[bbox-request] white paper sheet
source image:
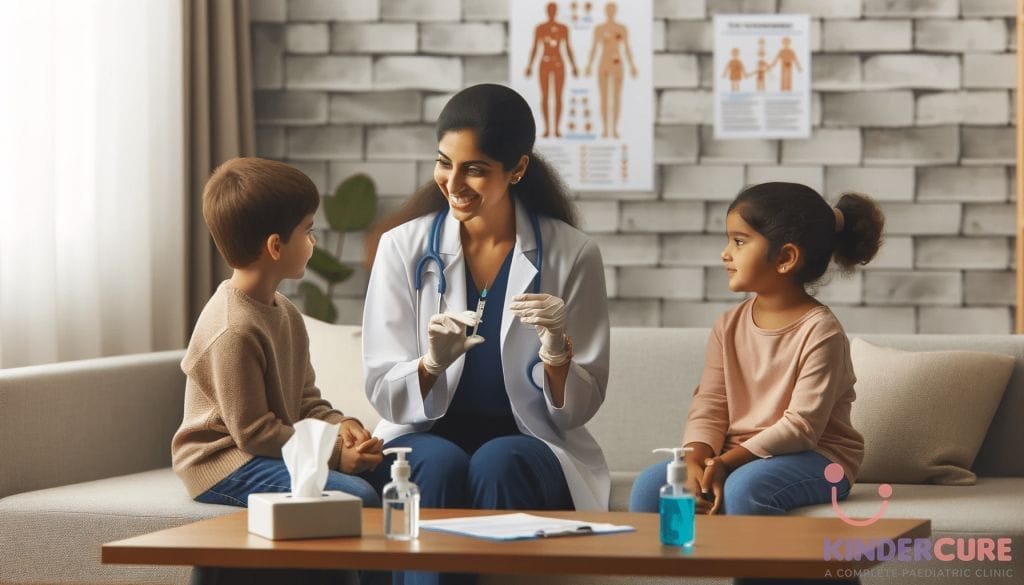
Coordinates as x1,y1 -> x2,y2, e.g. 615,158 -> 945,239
420,512 -> 634,541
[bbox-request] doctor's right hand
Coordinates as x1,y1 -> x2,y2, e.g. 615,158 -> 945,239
420,311 -> 485,377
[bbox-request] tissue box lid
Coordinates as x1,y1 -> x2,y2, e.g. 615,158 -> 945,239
247,491 -> 362,540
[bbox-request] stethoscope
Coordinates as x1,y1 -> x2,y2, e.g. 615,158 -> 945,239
414,206 -> 547,392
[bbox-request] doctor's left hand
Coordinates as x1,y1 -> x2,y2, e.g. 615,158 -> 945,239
510,293 -> 570,366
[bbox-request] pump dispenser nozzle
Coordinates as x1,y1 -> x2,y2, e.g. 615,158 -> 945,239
653,447 -> 693,486
383,447 -> 412,483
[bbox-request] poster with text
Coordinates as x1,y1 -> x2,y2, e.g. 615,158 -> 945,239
510,0 -> 653,191
713,14 -> 811,139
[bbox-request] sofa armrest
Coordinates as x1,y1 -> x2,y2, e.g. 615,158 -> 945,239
0,350 -> 186,499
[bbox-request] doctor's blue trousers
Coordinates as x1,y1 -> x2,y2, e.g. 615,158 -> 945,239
362,432 -> 574,585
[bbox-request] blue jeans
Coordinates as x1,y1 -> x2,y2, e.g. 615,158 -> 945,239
629,450 -> 851,515
361,433 -> 574,585
195,455 -> 381,508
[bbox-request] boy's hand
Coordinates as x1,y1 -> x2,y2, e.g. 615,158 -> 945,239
339,419 -> 372,449
340,436 -> 384,474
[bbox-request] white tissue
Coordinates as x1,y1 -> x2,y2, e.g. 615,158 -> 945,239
281,418 -> 339,498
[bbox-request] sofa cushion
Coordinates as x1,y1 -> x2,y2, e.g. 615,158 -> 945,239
850,339 -> 1013,485
0,468 -> 233,584
790,477 -> 1024,536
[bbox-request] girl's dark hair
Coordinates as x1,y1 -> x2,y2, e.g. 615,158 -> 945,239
727,182 -> 885,286
363,83 -> 577,268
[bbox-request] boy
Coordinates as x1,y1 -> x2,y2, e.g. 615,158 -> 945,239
172,157 -> 383,509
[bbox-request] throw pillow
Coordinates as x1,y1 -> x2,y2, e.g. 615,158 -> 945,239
850,338 -> 1013,485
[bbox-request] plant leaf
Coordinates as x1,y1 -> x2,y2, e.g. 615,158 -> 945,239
307,247 -> 353,284
326,173 -> 377,232
299,282 -> 338,324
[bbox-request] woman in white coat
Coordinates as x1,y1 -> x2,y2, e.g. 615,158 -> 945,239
360,85 -> 611,566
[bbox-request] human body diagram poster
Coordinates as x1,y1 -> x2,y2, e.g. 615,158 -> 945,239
713,14 -> 811,139
510,0 -> 653,191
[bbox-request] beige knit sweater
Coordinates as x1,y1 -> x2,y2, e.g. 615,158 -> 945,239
171,281 -> 354,498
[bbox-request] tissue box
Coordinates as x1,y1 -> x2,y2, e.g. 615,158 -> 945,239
248,491 -> 362,540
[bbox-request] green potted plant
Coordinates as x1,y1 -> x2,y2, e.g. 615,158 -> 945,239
300,173 -> 377,323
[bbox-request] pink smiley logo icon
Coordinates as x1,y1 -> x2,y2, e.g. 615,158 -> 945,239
825,463 -> 892,527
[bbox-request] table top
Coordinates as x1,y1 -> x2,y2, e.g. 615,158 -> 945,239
103,508 -> 930,579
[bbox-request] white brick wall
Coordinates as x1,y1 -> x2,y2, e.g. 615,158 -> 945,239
330,91 -> 421,124
863,0 -> 958,18
620,201 -> 704,233
916,167 -> 1007,202
289,0 -> 379,22
862,126 -> 959,165
782,129 -> 861,165
915,237 -> 1010,270
822,91 -> 914,127
618,267 -> 704,300
863,55 -> 960,90
915,19 -> 1007,53
916,91 -> 1010,126
779,0 -> 861,18
420,23 -> 505,55
255,1 -> 1019,333
747,165 -> 824,193
825,167 -> 914,201
375,56 -> 462,91
286,24 -> 329,54
381,0 -> 460,22
823,20 -> 911,52
331,23 -> 417,54
286,56 -> 373,90
663,166 -> 745,200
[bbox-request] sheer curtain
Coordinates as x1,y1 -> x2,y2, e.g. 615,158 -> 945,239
0,1 -> 185,368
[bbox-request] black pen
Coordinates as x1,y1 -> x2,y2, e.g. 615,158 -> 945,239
534,525 -> 594,538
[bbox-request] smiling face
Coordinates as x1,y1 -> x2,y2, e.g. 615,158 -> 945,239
434,129 -> 526,225
722,210 -> 777,293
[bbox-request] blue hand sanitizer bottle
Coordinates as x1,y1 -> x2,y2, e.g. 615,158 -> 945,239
653,447 -> 695,548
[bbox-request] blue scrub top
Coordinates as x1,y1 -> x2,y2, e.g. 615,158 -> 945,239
429,249 -> 520,453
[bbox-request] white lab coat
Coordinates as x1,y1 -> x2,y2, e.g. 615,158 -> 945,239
362,200 -> 611,511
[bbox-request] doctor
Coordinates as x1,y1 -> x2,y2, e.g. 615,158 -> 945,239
361,84 -> 611,539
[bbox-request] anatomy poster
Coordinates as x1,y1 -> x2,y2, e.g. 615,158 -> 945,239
713,14 -> 811,139
510,0 -> 653,191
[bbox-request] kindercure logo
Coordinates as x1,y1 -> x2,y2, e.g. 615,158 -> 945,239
820,463 -> 1014,581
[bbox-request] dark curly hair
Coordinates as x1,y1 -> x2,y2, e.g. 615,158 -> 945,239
727,182 -> 885,287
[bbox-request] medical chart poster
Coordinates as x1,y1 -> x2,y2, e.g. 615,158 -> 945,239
509,0 -> 653,191
713,14 -> 811,139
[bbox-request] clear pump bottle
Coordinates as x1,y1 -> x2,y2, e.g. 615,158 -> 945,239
382,447 -> 420,540
653,447 -> 695,547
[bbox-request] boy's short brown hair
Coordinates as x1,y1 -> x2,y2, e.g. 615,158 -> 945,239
202,157 -> 320,268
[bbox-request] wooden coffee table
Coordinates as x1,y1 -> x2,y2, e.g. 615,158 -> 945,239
103,508 -> 929,579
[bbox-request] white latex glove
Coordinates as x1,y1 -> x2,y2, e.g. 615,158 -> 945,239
421,310 -> 485,377
509,293 -> 570,366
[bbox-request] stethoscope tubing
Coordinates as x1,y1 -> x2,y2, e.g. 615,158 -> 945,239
413,206 -> 548,392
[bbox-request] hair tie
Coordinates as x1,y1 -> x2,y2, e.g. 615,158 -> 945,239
833,207 -> 845,233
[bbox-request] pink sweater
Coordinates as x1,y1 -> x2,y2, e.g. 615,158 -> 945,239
682,298 -> 865,483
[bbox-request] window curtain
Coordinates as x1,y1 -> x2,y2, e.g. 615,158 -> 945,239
184,0 -> 256,327
0,0 -> 186,368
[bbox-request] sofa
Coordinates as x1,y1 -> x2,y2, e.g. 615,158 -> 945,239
2,319 -> 1022,585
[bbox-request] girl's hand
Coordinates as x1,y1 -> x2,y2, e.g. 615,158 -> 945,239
686,461 -> 712,514
700,457 -> 729,515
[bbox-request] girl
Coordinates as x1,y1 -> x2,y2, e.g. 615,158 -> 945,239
630,181 -> 883,527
